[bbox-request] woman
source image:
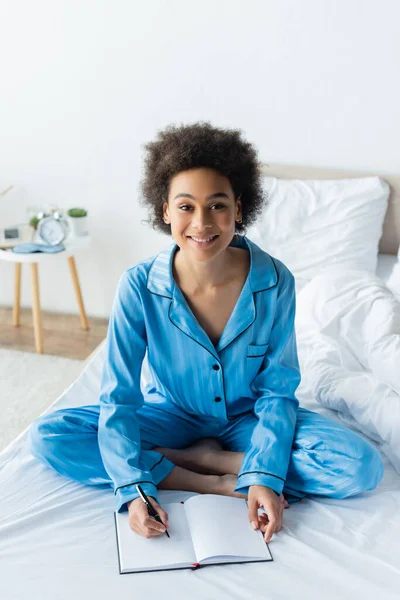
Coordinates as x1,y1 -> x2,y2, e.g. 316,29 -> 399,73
29,122 -> 384,544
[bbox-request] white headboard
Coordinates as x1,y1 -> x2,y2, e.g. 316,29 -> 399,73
260,163 -> 400,256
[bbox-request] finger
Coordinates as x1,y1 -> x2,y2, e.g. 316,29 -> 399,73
258,514 -> 269,533
128,516 -> 161,538
132,507 -> 167,537
248,498 -> 261,530
148,499 -> 169,529
135,518 -> 166,538
278,493 -> 290,509
144,527 -> 165,538
155,506 -> 169,529
128,513 -> 148,537
264,508 -> 278,542
140,526 -> 165,539
141,498 -> 169,531
143,515 -> 167,534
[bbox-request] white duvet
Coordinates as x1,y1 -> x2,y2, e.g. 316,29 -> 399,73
295,269 -> 400,474
2,268 -> 400,599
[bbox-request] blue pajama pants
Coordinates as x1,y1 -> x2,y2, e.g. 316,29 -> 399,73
29,398 -> 384,505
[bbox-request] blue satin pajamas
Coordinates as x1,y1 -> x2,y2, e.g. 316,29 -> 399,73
29,235 -> 384,511
30,398 -> 384,506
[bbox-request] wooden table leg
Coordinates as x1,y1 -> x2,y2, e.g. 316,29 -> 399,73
30,262 -> 44,354
13,262 -> 22,326
68,255 -> 89,330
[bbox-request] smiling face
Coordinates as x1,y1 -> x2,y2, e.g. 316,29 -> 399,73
162,168 -> 242,262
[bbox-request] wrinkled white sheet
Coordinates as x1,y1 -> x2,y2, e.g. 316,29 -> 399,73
295,269 -> 400,475
1,310 -> 400,598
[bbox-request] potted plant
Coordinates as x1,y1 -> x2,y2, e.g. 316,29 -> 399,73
29,216 -> 40,230
67,207 -> 88,237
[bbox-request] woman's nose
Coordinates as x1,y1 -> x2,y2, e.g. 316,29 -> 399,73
192,210 -> 213,229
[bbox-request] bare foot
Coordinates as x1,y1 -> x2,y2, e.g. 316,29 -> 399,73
154,438 -> 224,475
218,474 -> 248,499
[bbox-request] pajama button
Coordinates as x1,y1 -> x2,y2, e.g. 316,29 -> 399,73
214,396 -> 222,402
212,364 -> 220,370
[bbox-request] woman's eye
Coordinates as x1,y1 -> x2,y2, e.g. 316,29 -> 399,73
178,204 -> 226,212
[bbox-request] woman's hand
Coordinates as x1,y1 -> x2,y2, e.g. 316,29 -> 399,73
248,485 -> 289,543
127,497 -> 169,538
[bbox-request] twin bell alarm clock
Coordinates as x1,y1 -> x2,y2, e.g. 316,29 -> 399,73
37,211 -> 70,246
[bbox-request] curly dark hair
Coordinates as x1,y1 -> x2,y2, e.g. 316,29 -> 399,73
139,121 -> 267,235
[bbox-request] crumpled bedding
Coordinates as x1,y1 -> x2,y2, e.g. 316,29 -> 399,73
1,272 -> 400,599
295,269 -> 400,474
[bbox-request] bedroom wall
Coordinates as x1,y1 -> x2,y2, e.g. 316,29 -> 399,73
0,0 -> 399,318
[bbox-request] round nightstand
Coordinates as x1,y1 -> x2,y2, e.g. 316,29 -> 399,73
0,236 -> 91,354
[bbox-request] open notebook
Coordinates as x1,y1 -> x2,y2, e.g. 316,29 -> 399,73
114,494 -> 273,574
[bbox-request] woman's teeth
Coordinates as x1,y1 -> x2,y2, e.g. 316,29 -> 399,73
188,235 -> 217,243
188,235 -> 217,244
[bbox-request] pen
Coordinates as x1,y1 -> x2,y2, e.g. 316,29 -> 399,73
135,484 -> 170,538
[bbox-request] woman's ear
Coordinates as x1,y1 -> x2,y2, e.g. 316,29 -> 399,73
162,201 -> 170,224
236,195 -> 243,222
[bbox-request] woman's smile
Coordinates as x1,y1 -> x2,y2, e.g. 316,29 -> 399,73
185,234 -> 219,248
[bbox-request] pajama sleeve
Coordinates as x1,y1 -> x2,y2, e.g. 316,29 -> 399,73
234,266 -> 301,497
97,269 -> 158,512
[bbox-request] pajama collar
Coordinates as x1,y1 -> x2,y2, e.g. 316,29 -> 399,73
146,235 -> 279,355
146,234 -> 278,297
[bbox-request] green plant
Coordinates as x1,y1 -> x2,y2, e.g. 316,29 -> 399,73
67,208 -> 88,218
29,216 -> 40,230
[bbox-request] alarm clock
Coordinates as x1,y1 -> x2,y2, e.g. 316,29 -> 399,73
37,214 -> 70,246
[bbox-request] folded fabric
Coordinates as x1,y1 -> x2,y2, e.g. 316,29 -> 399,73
12,243 -> 65,254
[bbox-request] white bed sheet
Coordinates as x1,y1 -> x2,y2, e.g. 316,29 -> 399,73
1,342 -> 400,600
377,253 -> 397,286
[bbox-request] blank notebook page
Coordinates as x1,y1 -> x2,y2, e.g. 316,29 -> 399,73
116,503 -> 196,571
183,495 -> 268,563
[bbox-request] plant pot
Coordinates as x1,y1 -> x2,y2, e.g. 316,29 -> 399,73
68,216 -> 88,237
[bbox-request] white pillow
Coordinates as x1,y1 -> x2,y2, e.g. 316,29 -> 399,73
387,245 -> 400,300
247,176 -> 390,291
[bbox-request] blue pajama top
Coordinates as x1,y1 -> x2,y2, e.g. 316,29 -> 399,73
98,235 -> 301,511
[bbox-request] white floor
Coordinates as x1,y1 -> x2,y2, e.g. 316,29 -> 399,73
0,348 -> 85,452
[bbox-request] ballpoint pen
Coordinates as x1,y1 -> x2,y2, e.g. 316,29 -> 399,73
135,484 -> 170,538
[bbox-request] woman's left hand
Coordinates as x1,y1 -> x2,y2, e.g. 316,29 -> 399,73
248,485 -> 289,543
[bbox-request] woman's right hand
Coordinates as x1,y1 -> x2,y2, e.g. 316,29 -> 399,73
127,497 -> 169,538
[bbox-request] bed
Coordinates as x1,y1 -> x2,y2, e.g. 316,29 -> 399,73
1,164 -> 400,600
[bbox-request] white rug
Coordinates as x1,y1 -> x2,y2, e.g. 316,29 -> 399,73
0,348 -> 85,452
